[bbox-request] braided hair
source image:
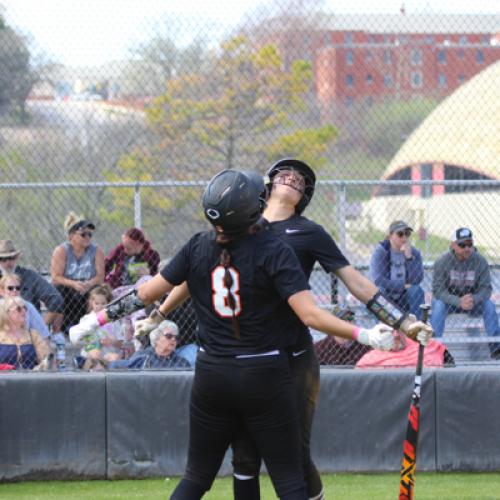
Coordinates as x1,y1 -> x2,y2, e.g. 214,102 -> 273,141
215,223 -> 262,340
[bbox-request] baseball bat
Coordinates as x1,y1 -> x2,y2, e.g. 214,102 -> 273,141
398,304 -> 430,500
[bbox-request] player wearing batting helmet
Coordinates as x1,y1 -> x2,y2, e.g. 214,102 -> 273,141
231,158 -> 433,500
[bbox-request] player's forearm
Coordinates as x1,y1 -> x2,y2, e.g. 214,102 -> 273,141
96,289 -> 148,325
158,282 -> 190,317
288,291 -> 358,340
336,265 -> 378,303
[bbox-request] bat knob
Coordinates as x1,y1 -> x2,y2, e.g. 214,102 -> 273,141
419,304 -> 431,323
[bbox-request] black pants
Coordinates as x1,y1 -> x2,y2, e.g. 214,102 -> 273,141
173,351 -> 307,499
232,348 -> 322,497
56,285 -> 88,333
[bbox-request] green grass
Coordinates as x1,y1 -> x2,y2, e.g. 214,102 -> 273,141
1,473 -> 500,499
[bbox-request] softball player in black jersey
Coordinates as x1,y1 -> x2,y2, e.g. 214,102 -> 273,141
71,169 -> 431,500
230,159 -> 433,500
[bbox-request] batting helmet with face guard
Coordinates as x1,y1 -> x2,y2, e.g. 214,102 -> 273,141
203,169 -> 265,236
264,158 -> 316,214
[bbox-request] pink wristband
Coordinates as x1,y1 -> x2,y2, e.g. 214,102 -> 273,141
352,326 -> 361,340
96,310 -> 108,326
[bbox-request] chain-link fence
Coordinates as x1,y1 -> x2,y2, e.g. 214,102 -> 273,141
1,3 -> 499,369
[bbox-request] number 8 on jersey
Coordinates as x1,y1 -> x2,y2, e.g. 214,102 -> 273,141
211,266 -> 242,317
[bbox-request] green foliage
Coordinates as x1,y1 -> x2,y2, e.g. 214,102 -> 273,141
143,35 -> 332,172
110,34 -> 338,224
362,97 -> 439,159
0,14 -> 37,120
267,125 -> 338,168
330,97 -> 440,182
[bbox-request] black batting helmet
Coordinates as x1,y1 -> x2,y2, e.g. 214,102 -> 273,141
264,158 -> 316,214
203,169 -> 265,236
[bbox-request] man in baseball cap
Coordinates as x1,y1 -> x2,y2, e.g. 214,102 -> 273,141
430,227 -> 500,359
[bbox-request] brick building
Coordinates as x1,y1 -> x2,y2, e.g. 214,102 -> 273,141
313,13 -> 500,110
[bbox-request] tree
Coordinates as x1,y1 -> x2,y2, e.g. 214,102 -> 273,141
145,35 -> 335,171
0,14 -> 37,120
104,35 -> 337,248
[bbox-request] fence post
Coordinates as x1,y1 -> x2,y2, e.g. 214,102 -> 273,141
134,183 -> 142,228
336,182 -> 347,253
331,182 -> 347,305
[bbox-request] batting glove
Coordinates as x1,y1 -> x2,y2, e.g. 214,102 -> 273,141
134,309 -> 165,338
400,314 -> 434,346
356,324 -> 397,351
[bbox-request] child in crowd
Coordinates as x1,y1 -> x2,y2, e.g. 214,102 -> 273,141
70,284 -> 131,365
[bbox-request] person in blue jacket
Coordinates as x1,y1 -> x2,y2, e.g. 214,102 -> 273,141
109,319 -> 190,369
369,220 -> 425,319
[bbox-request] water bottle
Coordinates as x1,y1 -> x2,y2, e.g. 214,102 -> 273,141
53,333 -> 66,371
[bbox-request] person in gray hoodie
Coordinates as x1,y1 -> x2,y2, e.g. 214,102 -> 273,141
430,227 -> 500,358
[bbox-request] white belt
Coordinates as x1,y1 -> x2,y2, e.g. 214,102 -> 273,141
236,350 -> 280,359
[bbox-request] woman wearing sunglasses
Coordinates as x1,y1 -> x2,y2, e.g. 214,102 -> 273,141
369,219 -> 425,320
0,296 -> 50,369
0,274 -> 50,340
51,211 -> 105,332
108,320 -> 190,370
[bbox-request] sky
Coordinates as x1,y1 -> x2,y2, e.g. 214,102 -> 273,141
2,0 -> 500,66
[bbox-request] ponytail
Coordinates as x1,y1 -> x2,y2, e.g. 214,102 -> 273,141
219,248 -> 241,340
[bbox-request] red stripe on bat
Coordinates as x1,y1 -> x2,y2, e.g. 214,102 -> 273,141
409,406 -> 420,431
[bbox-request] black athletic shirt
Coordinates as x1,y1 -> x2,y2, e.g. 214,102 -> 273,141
267,214 -> 350,351
161,229 -> 308,357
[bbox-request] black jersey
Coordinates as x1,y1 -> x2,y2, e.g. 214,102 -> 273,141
268,214 -> 349,278
161,229 -> 308,356
267,214 -> 350,350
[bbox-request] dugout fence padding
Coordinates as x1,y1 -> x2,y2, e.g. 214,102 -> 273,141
1,368 -> 500,481
0,372 -> 106,480
311,368 -> 437,472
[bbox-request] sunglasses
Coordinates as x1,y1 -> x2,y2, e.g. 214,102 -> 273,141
78,231 -> 93,238
0,256 -> 17,262
6,285 -> 21,291
10,305 -> 27,313
162,333 -> 177,340
396,231 -> 412,238
458,241 -> 473,248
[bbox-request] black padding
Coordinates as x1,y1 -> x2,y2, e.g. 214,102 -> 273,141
435,368 -> 500,471
310,368 -> 436,472
0,372 -> 106,480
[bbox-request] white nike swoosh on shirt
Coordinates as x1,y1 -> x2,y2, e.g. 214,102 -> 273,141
285,229 -> 300,234
292,350 -> 307,357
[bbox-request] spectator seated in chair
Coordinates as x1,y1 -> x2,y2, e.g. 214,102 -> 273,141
109,320 -> 190,370
104,227 -> 160,289
0,239 -> 64,334
430,227 -> 500,360
69,284 -> 128,368
51,212 -> 105,333
369,220 -> 425,319
356,334 -> 454,369
0,296 -> 50,370
314,308 -> 371,365
0,274 -> 51,341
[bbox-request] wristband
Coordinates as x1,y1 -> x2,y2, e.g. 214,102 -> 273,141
155,308 -> 168,320
352,326 -> 361,341
96,310 -> 108,326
